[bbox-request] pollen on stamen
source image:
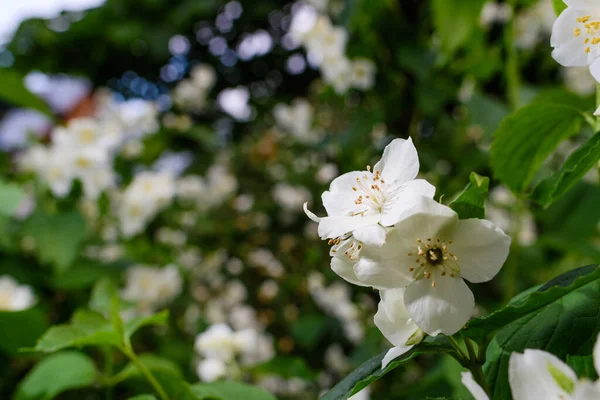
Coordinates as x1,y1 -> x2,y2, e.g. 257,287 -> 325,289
441,271 -> 446,276
407,252 -> 413,256
366,165 -> 371,172
432,281 -> 436,288
425,272 -> 431,279
409,267 -> 415,272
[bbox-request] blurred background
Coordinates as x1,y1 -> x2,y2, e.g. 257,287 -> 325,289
0,0 -> 598,399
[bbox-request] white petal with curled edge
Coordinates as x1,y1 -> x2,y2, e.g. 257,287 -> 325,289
509,350 -> 576,400
460,372 -> 489,400
322,171 -> 364,216
381,345 -> 413,369
379,184 -> 435,227
373,137 -> 419,185
404,273 -> 474,336
353,224 -> 387,247
451,219 -> 511,284
330,257 -> 369,287
374,288 -> 419,348
317,214 -> 380,239
303,202 -> 321,222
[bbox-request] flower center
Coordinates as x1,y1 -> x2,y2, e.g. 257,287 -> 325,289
574,15 -> 600,55
329,235 -> 362,261
351,166 -> 388,216
407,238 -> 460,287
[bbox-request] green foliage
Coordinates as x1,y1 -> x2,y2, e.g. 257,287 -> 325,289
0,69 -> 51,115
490,105 -> 585,193
479,265 -> 600,399
14,351 -> 97,400
0,308 -> 47,355
431,0 -> 486,56
321,337 -> 454,399
128,396 -> 158,400
449,172 -> 489,219
189,382 -> 277,400
531,132 -> 600,208
0,181 -> 24,217
553,0 -> 568,15
567,355 -> 598,380
23,211 -> 87,274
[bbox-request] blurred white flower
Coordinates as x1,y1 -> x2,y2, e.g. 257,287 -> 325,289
172,64 -> 216,112
24,71 -> 91,114
122,264 -> 182,314
273,98 -> 320,143
217,87 -> 252,121
350,58 -> 377,90
551,0 -> 600,82
197,358 -> 228,383
353,196 -> 510,336
272,183 -> 312,213
516,0 -> 554,49
480,2 -> 513,28
0,276 -> 35,311
0,109 -> 51,151
305,138 -> 435,247
564,66 -> 598,96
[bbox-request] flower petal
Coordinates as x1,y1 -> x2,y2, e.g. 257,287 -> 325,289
373,137 -> 420,185
460,372 -> 489,400
379,182 -> 435,227
551,8 -> 593,67
572,380 -> 600,400
403,274 -> 474,336
353,224 -> 387,246
374,288 -> 419,347
509,350 -> 576,400
322,171 -> 364,216
317,214 -> 380,239
594,332 -> 600,376
330,256 -> 369,287
590,57 -> 600,83
353,255 -> 413,289
451,219 -> 511,284
303,202 -> 321,222
381,346 -> 413,369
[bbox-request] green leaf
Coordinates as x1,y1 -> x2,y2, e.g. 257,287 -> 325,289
128,396 -> 158,400
124,310 -> 169,339
321,337 -> 453,399
553,0 -> 568,15
0,68 -> 51,115
449,172 -> 489,219
89,278 -> 119,316
490,105 -> 584,193
23,211 -> 87,274
531,131 -> 600,208
479,265 -> 600,399
189,381 -> 277,400
431,0 -> 486,55
15,351 -> 97,400
0,180 -> 24,217
464,265 -> 600,339
252,357 -> 317,381
109,354 -> 182,386
567,355 -> 598,380
290,314 -> 328,348
0,307 -> 47,355
32,309 -> 121,353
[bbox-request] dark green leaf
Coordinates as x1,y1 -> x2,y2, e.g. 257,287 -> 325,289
553,0 -> 568,15
15,351 -> 96,400
567,355 -> 598,380
321,337 -> 453,399
189,381 -> 277,400
127,396 -> 157,400
531,132 -> 600,208
0,69 -> 51,115
449,172 -> 489,219
490,105 -> 584,193
480,265 -> 600,399
290,314 -> 328,349
0,307 -> 47,355
89,278 -> 119,316
431,0 -> 486,55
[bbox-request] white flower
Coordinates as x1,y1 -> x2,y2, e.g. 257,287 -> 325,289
197,358 -> 228,382
305,138 -> 435,247
0,276 -> 36,311
374,288 -> 422,368
551,1 -> 600,83
354,196 -> 510,335
272,183 -> 312,213
348,386 -> 371,400
462,333 -> 600,400
350,58 -> 377,90
195,324 -> 238,361
273,98 -> 317,143
217,87 -> 252,121
121,265 -> 182,314
190,64 -> 217,91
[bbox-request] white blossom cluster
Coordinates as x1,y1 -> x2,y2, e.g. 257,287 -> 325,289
305,138 -> 511,367
172,64 -> 217,112
0,276 -> 36,311
273,98 -> 324,144
121,264 -> 183,315
289,4 -> 376,94
176,164 -> 238,212
307,272 -> 365,344
18,97 -> 159,200
194,323 -> 275,382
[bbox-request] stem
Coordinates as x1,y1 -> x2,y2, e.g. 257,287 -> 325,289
470,363 -> 490,395
504,0 -> 520,110
123,347 -> 170,400
448,336 -> 469,363
464,337 -> 478,362
103,347 -> 114,400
